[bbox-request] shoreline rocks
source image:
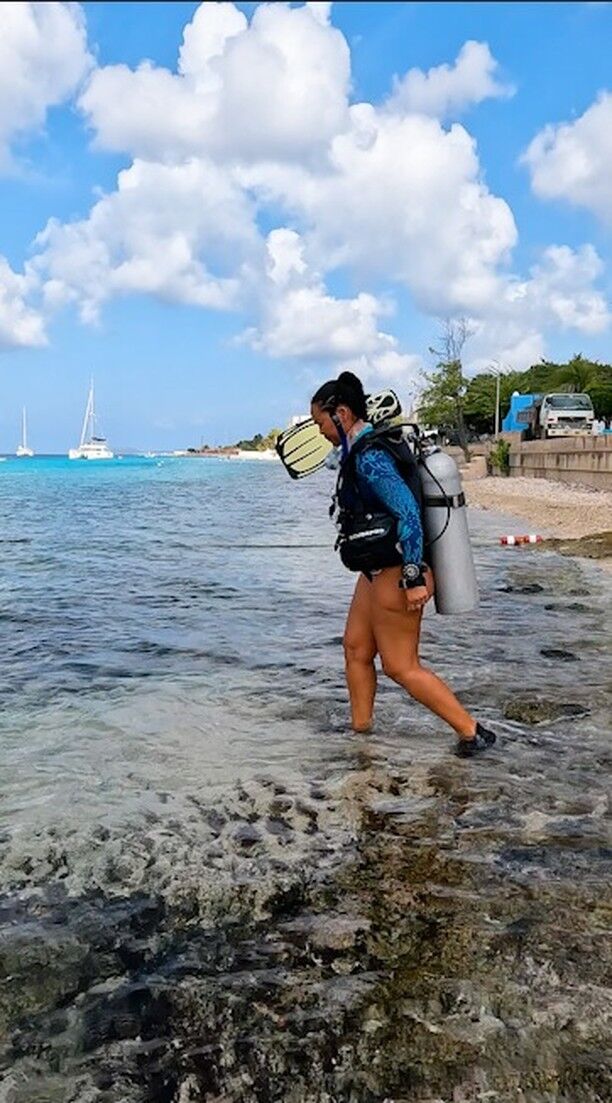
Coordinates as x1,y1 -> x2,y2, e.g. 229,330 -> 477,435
1,754 -> 610,1103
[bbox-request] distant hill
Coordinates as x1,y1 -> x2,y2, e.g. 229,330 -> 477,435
232,428 -> 282,452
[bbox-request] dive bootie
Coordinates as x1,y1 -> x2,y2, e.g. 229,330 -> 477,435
455,722 -> 496,758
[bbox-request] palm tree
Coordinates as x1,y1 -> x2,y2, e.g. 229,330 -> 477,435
552,354 -> 599,394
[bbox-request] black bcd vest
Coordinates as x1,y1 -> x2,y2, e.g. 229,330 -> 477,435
333,426 -> 425,573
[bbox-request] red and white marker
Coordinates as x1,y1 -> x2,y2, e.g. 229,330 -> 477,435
499,534 -> 543,546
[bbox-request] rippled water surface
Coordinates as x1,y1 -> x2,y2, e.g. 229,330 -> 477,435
0,457 -> 349,829
0,456 -> 610,1102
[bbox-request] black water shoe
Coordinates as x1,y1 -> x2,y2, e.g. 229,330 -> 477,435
455,723 -> 496,758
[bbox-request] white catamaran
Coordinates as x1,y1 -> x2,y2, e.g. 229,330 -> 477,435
16,407 -> 34,457
68,380 -> 114,460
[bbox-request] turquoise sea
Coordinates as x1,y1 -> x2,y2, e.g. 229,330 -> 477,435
0,452 -> 610,858
1,455 -> 610,1101
0,455 -> 352,840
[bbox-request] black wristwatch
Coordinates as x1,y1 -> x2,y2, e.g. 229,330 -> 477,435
398,562 -> 427,589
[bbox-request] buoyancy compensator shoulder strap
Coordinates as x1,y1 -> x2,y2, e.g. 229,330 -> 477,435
346,424 -> 423,509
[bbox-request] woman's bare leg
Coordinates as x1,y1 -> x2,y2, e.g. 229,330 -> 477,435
370,567 -> 476,737
343,574 -> 378,731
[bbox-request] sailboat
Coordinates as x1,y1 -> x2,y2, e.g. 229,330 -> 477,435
16,407 -> 34,457
68,380 -> 114,460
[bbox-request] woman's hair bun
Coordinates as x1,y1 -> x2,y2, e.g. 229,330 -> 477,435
311,370 -> 367,419
337,370 -> 365,395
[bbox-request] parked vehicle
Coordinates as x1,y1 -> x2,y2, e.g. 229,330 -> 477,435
517,393 -> 594,439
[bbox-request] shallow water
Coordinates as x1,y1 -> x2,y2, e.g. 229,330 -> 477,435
0,457 -> 610,1101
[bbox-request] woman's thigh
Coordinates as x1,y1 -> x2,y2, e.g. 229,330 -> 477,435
370,567 -> 423,665
344,573 -> 377,661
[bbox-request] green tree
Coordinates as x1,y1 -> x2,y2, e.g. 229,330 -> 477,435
234,427 -> 283,451
587,373 -> 612,421
421,353 -> 611,440
420,319 -> 472,460
463,370 -> 524,434
552,353 -> 600,393
514,356 -> 612,420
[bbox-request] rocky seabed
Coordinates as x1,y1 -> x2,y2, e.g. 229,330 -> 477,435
1,732 -> 610,1103
1,547 -> 611,1103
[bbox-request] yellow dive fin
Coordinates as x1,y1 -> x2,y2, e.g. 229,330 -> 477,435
276,389 -> 403,479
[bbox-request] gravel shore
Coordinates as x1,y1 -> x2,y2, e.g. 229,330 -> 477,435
466,475 -> 612,539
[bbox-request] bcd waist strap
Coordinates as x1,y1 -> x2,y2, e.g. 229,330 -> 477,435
423,492 -> 465,509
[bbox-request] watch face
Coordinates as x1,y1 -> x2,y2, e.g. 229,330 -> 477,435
403,563 -> 420,581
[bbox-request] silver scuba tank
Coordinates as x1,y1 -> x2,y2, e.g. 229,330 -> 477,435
417,446 -> 479,615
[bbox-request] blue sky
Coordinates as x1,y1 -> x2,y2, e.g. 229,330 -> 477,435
0,1 -> 610,452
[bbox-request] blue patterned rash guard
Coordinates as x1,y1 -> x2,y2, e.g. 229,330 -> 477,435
350,425 -> 424,564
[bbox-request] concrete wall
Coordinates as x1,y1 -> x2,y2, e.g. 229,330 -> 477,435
508,436 -> 612,491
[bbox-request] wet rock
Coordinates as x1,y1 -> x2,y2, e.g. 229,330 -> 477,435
537,530 -> 612,562
205,810 -> 227,835
264,817 -> 294,844
503,698 -> 590,725
544,601 -> 590,613
519,810 -> 609,846
174,1076 -> 201,1103
268,797 -> 293,817
499,582 -> 545,594
309,786 -> 328,801
540,647 -> 579,661
310,972 -> 379,1011
294,799 -> 318,822
279,913 -> 370,952
369,796 -> 436,823
252,774 -> 276,789
0,923 -> 90,1028
231,824 -> 261,849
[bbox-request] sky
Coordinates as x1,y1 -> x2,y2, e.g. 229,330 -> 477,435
0,1 -> 611,453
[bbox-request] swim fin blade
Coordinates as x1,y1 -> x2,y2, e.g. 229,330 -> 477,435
276,389 -> 403,480
275,419 -> 333,479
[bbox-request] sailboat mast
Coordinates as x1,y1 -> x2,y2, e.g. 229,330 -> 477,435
79,382 -> 93,447
22,407 -> 27,450
90,378 -> 96,439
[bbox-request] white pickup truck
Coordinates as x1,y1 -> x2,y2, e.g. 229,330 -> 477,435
520,393 -> 595,439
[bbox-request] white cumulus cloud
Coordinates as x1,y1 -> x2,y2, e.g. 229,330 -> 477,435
466,244 -> 610,372
246,229 -> 412,365
80,1 -> 350,164
9,1 -> 607,376
0,1 -> 91,171
388,40 -> 514,119
241,106 -> 517,316
239,228 -> 421,391
518,244 -> 610,334
34,158 -> 261,322
0,257 -> 46,349
523,91 -> 612,224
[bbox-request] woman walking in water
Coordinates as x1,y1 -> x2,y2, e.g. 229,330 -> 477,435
311,371 -> 496,757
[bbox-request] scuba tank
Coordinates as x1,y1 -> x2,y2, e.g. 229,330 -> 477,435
417,443 -> 479,615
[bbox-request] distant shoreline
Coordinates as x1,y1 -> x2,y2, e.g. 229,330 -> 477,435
0,450 -> 280,461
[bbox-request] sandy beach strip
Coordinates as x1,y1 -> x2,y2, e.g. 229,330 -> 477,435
465,477 -> 612,575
